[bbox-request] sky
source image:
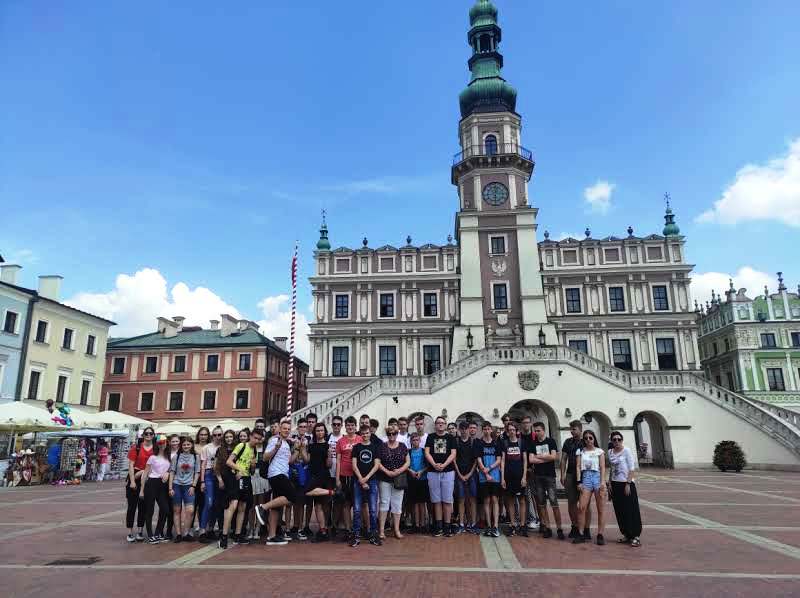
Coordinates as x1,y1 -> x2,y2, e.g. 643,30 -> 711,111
2,1 -> 799,359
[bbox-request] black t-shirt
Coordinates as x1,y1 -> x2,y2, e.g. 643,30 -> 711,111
501,438 -> 525,480
561,437 -> 585,475
352,442 -> 379,479
308,441 -> 329,479
456,437 -> 475,475
530,436 -> 558,478
425,433 -> 457,472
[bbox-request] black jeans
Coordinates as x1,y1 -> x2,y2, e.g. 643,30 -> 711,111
610,481 -> 642,539
125,473 -> 145,529
143,478 -> 170,537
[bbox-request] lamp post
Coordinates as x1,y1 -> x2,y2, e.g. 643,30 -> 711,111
538,326 -> 546,347
466,327 -> 474,351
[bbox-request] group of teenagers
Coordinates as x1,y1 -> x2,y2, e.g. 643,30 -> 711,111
123,411 -> 643,550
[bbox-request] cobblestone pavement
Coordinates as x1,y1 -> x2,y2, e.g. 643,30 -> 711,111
2,469 -> 800,597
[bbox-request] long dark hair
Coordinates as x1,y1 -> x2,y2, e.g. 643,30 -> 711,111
214,429 -> 237,476
195,427 -> 210,446
313,422 -> 328,442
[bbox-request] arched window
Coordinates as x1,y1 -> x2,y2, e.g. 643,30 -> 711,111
485,134 -> 498,156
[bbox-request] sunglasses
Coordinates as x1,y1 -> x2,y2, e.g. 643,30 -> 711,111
388,432 -> 397,436
612,438 -> 622,442
213,433 -> 222,437
332,422 -> 342,426
143,432 -> 154,436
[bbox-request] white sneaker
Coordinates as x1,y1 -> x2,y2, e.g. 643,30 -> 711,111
527,519 -> 540,530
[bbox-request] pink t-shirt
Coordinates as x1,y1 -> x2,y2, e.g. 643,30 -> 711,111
336,434 -> 362,477
98,446 -> 109,465
146,455 -> 171,478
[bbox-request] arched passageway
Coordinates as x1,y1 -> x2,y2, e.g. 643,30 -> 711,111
633,411 -> 673,468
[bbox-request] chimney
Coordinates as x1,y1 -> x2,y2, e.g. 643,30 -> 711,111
0,264 -> 22,285
172,316 -> 185,332
157,316 -> 180,338
209,319 -> 220,330
38,275 -> 64,301
220,313 -> 239,338
274,336 -> 288,350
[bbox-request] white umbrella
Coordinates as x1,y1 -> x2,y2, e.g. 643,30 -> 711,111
80,410 -> 154,428
0,402 -> 64,431
154,420 -> 198,436
215,418 -> 246,430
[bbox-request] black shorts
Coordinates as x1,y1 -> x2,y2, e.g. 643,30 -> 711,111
407,476 -> 430,505
504,477 -> 524,497
478,482 -> 500,499
338,475 -> 355,503
221,472 -> 238,506
237,476 -> 253,501
268,474 -> 297,503
306,475 -> 332,492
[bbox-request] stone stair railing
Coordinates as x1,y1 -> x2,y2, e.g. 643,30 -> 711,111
293,345 -> 800,458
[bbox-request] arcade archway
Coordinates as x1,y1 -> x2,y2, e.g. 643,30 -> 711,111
633,411 -> 673,468
407,411 -> 434,434
507,399 -> 559,438
581,410 -> 613,448
455,411 -> 485,426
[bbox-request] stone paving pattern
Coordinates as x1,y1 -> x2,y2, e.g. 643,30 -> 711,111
1,469 -> 799,597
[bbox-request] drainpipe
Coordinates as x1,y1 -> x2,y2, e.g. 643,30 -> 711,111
14,295 -> 39,401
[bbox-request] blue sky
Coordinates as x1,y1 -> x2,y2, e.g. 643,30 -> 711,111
2,1 -> 799,352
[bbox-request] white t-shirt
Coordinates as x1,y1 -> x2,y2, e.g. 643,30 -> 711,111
201,443 -> 219,470
328,433 -> 342,477
266,436 -> 291,478
608,446 -> 635,482
408,433 -> 428,449
396,432 -> 409,448
577,447 -> 604,472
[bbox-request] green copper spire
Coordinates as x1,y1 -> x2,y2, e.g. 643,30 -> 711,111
459,0 -> 517,118
316,210 -> 331,251
662,193 -> 681,236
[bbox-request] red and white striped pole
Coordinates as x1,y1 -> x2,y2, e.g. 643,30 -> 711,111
285,241 -> 298,421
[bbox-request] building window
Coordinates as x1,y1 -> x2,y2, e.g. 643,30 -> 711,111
562,250 -> 578,265
608,287 -> 625,312
35,320 -> 48,343
379,294 -> 394,318
586,249 -> 596,266
173,355 -> 187,373
62,328 -> 74,350
760,333 -> 777,348
206,354 -> 219,372
144,356 -> 158,374
27,370 -> 41,400
612,339 -> 633,371
792,332 -> 800,348
715,374 -> 722,386
485,134 -> 498,156
712,342 -> 718,356
139,392 -> 154,411
379,257 -> 394,271
86,335 -> 96,356
724,338 -> 731,352
603,248 -> 620,262
568,340 -> 588,353
168,391 -> 184,411
423,293 -> 438,317
80,380 -> 91,405
202,390 -> 217,410
646,246 -> 663,261
492,283 -> 508,310
490,236 -> 506,254
335,295 -> 349,319
112,357 -> 125,375
235,389 -> 250,410
422,255 -> 437,270
423,345 -> 441,375
360,257 -> 368,274
3,311 -> 18,334
545,251 -> 554,267
726,372 -> 735,390
332,347 -> 349,377
652,286 -> 669,311
334,258 -> 350,273
107,392 -> 121,411
238,353 -> 252,371
767,368 -> 786,391
56,375 -> 68,402
656,338 -> 677,370
379,346 -> 397,376
565,288 -> 582,313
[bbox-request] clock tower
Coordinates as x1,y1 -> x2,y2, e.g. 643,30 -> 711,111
451,0 -> 555,358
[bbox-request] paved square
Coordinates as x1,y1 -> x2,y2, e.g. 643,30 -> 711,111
2,469 -> 800,597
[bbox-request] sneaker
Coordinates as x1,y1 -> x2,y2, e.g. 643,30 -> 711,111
303,527 -> 313,539
158,535 -> 170,544
296,529 -> 308,541
582,528 -> 592,541
126,533 -> 136,543
183,534 -> 194,543
483,528 -> 493,537
527,518 -> 540,530
135,531 -> 145,542
254,506 -> 267,527
350,535 -> 361,547
542,527 -> 553,539
521,526 -> 529,537
238,535 -> 251,545
218,535 -> 228,549
198,532 -> 211,544
557,528 -> 565,540
147,536 -> 160,545
491,527 -> 501,538
444,525 -> 454,538
369,534 -> 382,546
596,534 -> 605,546
231,534 -> 241,545
572,535 -> 585,544
164,532 -> 173,541
433,525 -> 444,537
266,536 -> 288,546
173,535 -> 183,544
456,524 -> 466,535
316,530 -> 330,542
568,526 -> 578,539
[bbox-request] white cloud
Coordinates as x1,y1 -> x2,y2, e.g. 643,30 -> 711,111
583,180 -> 615,213
696,138 -> 800,227
255,294 -> 311,361
691,266 -> 774,306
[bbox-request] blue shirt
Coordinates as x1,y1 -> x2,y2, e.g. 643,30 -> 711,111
409,447 -> 426,479
477,439 -> 501,483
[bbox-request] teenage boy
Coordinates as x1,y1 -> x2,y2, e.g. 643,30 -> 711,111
447,422 -> 458,437
476,421 -> 501,537
425,416 -> 457,537
335,416 -> 362,541
413,416 -> 428,447
359,414 -> 371,430
500,421 -> 528,536
454,421 -> 477,533
397,417 -> 410,447
351,426 -> 382,546
560,419 -> 589,539
328,416 -> 344,536
529,422 -> 564,539
222,428 -> 263,547
519,415 -> 540,531
255,421 -> 296,546
306,413 -> 318,431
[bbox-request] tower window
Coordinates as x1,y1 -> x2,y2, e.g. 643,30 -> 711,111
485,134 -> 498,156
492,283 -> 508,310
479,34 -> 492,52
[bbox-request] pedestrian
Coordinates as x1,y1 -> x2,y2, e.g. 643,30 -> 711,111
501,421 -> 528,536
198,426 -> 222,543
125,427 -> 155,543
378,425 -> 410,540
214,430 -> 238,548
289,423 -> 311,540
454,421 -> 477,534
190,427 -> 210,537
350,425 -> 382,546
96,440 -> 110,483
327,415 -> 344,537
425,416 -> 457,537
224,428 -> 262,546
139,438 -> 171,544
169,436 -> 201,543
407,433 -> 429,533
608,432 -> 642,548
304,422 -> 336,541
529,422 -> 565,539
560,420 -> 590,539
335,416 -> 362,541
164,434 -> 180,540
573,429 -> 606,545
519,415 -> 540,531
254,420 -> 298,546
249,419 -> 269,541
476,421 -> 501,537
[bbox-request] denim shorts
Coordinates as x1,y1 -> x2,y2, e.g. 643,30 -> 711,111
580,470 -> 601,491
455,474 -> 477,499
172,483 -> 195,506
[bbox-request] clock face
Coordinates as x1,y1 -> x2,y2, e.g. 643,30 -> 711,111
482,182 -> 509,206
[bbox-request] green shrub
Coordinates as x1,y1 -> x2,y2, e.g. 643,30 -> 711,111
713,440 -> 746,472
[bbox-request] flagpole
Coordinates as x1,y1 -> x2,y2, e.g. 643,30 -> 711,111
285,241 -> 298,421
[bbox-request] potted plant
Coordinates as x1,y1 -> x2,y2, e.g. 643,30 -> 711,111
713,440 -> 746,472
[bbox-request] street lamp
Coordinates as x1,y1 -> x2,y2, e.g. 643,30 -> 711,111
466,327 -> 474,350
538,326 -> 546,347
